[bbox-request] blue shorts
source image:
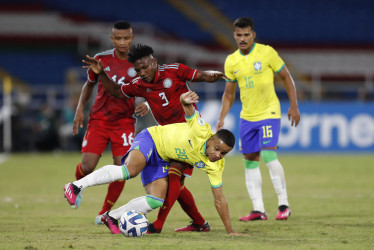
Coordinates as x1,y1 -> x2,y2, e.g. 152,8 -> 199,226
239,118 -> 280,154
121,129 -> 170,186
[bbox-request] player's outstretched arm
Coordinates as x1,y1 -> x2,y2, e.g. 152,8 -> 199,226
211,186 -> 247,236
82,55 -> 123,99
216,81 -> 236,131
180,90 -> 198,117
193,70 -> 231,83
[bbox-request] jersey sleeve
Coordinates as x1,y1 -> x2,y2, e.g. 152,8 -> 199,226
86,55 -> 101,84
267,46 -> 285,73
174,63 -> 198,81
87,69 -> 98,84
224,55 -> 236,82
185,110 -> 211,136
206,159 -> 224,188
119,84 -> 133,99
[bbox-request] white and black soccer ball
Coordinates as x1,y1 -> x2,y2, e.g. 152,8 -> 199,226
119,210 -> 148,237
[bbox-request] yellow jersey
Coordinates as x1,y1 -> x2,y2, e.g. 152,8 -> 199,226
147,110 -> 225,188
224,43 -> 285,121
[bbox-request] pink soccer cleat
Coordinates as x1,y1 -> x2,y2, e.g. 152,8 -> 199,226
276,206 -> 291,220
239,211 -> 268,221
175,221 -> 210,232
102,211 -> 121,234
64,183 -> 82,208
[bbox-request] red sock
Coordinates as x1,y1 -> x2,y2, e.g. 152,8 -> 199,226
98,180 -> 125,215
153,166 -> 182,231
75,162 -> 86,180
178,186 -> 205,225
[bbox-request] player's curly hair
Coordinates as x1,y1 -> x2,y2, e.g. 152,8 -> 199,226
113,20 -> 131,30
234,17 -> 254,30
215,129 -> 235,148
128,44 -> 154,64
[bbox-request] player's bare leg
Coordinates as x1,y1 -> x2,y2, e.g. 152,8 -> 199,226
75,153 -> 101,179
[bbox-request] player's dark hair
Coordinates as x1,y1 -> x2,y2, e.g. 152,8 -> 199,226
128,44 -> 154,64
215,129 -> 235,148
234,17 -> 254,30
113,20 -> 131,30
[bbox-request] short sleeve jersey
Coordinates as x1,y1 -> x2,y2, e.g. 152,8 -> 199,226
225,43 -> 285,121
119,63 -> 198,125
147,110 -> 225,188
87,49 -> 137,129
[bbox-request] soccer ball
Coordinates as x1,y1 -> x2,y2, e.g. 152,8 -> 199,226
119,210 -> 148,237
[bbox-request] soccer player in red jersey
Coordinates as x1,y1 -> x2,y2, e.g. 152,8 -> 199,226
82,43 -> 229,233
72,21 -> 148,224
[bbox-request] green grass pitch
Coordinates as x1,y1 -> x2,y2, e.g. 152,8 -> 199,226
0,153 -> 373,249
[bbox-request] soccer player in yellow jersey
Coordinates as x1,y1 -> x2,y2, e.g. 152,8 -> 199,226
216,17 -> 300,221
64,91 -> 246,236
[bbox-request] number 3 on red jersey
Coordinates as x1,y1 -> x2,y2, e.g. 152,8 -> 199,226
159,92 -> 169,106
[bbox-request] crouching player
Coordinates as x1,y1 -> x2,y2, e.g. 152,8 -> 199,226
64,91 -> 246,236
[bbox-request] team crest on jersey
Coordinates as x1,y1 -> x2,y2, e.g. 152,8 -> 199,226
104,66 -> 110,72
194,161 -> 205,169
128,67 -> 136,77
163,78 -> 173,88
197,118 -> 205,126
254,61 -> 262,72
146,88 -> 152,92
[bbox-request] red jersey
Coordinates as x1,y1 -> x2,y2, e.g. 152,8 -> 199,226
87,49 -> 137,129
119,63 -> 198,125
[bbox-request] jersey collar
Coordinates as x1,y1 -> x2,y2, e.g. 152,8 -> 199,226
202,140 -> 208,156
113,49 -> 129,62
239,43 -> 256,56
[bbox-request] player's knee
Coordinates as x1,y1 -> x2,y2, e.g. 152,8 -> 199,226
123,163 -> 143,179
244,152 -> 260,162
244,159 -> 259,169
261,150 -> 277,163
80,162 -> 95,175
145,195 -> 164,209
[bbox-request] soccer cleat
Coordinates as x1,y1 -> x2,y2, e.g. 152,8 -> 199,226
101,211 -> 120,234
276,205 -> 291,220
146,223 -> 161,234
175,221 -> 210,232
239,211 -> 268,221
95,214 -> 104,225
64,183 -> 82,208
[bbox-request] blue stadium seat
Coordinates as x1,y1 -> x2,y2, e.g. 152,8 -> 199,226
0,53 -> 81,85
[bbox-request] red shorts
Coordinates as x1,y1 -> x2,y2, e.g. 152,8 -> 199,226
81,125 -> 135,157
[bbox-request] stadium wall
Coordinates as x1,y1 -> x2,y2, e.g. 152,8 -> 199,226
198,101 -> 374,153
